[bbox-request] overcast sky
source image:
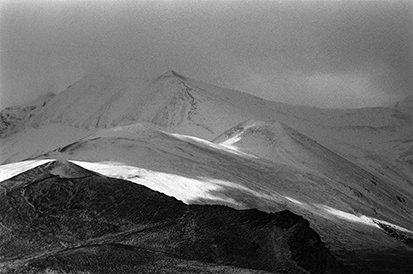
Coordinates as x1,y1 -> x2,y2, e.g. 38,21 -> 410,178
0,0 -> 412,109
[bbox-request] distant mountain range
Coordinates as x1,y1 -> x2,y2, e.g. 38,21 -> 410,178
0,70 -> 411,273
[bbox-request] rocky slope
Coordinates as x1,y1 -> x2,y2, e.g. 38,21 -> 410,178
0,160 -> 342,274
0,92 -> 55,137
394,95 -> 413,116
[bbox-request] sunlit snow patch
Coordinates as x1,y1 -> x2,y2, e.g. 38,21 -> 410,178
0,159 -> 53,181
316,204 -> 376,225
284,196 -> 305,205
72,160 -> 242,206
169,132 -> 258,158
316,204 -> 413,235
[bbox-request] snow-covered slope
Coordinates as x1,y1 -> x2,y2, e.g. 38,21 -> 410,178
42,123 -> 413,224
213,120 -> 413,194
27,71 -> 248,139
0,123 -> 92,164
184,77 -> 412,187
0,71 -> 246,164
213,120 -> 320,167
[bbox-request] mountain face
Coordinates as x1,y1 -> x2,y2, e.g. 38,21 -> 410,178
27,71 -> 248,139
0,160 -> 342,274
212,120 -> 409,198
0,70 -> 412,273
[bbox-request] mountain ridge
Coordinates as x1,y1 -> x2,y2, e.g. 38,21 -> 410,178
0,160 -> 343,274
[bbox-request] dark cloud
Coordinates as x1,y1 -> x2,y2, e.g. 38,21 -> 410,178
1,0 -> 411,108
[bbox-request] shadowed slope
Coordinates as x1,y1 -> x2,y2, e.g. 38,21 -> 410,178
0,160 -> 342,274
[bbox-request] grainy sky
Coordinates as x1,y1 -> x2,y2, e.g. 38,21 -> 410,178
0,0 -> 412,108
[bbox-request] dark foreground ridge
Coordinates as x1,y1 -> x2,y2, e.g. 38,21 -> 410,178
0,160 -> 342,274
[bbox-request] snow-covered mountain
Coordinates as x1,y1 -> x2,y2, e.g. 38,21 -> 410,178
27,70 -> 248,138
0,70 -> 411,273
1,70 -> 411,187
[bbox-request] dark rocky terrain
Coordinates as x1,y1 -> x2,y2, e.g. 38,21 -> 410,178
0,160 -> 342,274
0,92 -> 55,137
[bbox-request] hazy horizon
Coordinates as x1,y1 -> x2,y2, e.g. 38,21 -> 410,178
1,0 -> 412,109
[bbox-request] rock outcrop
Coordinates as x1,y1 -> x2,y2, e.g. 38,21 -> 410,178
0,92 -> 55,137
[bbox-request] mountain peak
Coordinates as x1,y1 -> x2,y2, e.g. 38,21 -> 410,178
44,160 -> 97,178
158,70 -> 187,81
